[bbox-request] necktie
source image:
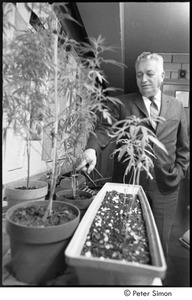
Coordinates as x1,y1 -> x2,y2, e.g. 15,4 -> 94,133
149,96 -> 159,130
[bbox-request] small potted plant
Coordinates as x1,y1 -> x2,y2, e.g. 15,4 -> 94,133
65,115 -> 168,285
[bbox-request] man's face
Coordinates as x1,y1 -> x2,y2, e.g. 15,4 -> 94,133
136,59 -> 165,98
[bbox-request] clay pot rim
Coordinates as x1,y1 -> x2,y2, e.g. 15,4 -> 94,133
6,180 -> 48,190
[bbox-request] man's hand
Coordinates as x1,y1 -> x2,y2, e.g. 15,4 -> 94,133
76,149 -> 97,174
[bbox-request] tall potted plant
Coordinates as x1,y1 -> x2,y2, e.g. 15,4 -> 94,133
3,2 -> 81,284
4,2 -> 123,284
65,115 -> 168,285
3,3 -> 49,207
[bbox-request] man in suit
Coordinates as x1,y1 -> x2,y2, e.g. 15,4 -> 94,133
76,52 -> 189,257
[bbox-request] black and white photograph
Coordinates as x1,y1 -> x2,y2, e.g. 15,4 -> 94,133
2,2 -> 190,298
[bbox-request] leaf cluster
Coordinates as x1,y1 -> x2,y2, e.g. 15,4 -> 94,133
109,116 -> 168,185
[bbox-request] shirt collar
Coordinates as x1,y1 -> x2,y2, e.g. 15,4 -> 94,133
142,90 -> 161,115
142,90 -> 161,103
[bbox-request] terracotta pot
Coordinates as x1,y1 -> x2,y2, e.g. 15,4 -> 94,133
6,200 -> 80,284
5,180 -> 48,208
65,183 -> 167,286
56,189 -> 94,219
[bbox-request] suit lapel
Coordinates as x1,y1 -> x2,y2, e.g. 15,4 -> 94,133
156,93 -> 170,134
159,93 -> 170,119
133,93 -> 170,132
134,94 -> 148,117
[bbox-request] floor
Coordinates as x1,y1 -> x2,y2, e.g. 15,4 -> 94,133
163,175 -> 190,287
2,175 -> 190,287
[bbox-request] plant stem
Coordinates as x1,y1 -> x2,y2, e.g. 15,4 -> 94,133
71,173 -> 76,199
43,24 -> 58,220
26,137 -> 30,189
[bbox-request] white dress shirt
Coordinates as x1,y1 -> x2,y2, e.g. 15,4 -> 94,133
142,90 -> 161,116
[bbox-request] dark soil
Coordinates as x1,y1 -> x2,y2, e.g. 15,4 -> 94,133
10,205 -> 78,227
81,190 -> 151,265
15,186 -> 37,190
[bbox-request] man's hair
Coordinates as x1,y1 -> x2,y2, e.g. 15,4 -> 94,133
135,52 -> 164,71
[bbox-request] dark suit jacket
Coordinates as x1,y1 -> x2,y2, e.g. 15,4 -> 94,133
86,92 -> 189,195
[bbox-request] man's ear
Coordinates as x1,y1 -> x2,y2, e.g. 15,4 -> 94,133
161,71 -> 165,81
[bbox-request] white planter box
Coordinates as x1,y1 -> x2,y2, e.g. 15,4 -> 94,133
65,183 -> 167,286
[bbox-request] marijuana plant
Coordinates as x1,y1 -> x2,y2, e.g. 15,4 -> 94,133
3,3 -> 54,188
109,115 -> 168,185
109,115 -> 168,247
3,3 -> 124,218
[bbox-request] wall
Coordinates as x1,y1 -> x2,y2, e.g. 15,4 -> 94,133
123,2 -> 189,93
3,139 -> 52,185
161,52 -> 190,128
161,53 -> 190,80
77,2 -> 124,96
